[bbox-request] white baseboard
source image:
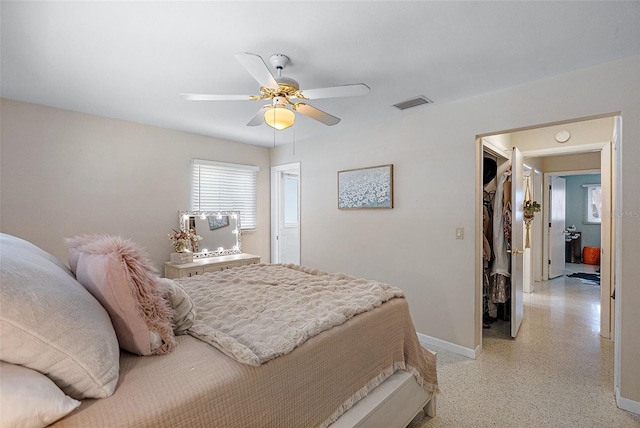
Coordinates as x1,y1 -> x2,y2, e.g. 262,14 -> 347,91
616,388 -> 640,415
417,333 -> 480,359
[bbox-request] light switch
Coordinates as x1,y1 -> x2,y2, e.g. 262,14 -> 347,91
456,227 -> 464,240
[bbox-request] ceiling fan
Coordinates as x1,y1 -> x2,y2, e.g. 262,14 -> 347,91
181,53 -> 370,131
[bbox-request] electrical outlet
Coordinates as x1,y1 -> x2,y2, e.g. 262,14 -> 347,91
456,227 -> 464,239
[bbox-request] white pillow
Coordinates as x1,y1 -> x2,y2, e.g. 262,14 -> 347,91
158,277 -> 196,335
0,233 -> 120,399
0,362 -> 81,428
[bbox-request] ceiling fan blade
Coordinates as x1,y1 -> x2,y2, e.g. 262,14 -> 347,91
235,53 -> 279,90
293,103 -> 341,126
181,93 -> 255,101
298,83 -> 370,100
246,106 -> 270,126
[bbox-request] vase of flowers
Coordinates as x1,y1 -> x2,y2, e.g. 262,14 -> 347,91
168,229 -> 202,253
169,229 -> 189,253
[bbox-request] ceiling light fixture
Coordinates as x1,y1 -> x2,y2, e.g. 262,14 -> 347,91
555,130 -> 571,143
181,53 -> 369,132
264,97 -> 295,130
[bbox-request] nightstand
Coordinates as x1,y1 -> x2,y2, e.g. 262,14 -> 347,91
164,253 -> 260,279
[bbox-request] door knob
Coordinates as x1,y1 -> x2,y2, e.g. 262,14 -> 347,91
508,249 -> 525,255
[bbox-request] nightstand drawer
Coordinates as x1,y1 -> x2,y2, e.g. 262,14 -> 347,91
181,268 -> 204,278
204,261 -> 242,273
164,253 -> 260,279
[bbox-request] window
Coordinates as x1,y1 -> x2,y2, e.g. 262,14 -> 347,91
282,175 -> 299,226
191,159 -> 259,230
585,184 -> 602,224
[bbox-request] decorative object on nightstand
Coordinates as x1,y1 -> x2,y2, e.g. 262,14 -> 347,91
168,228 -> 202,264
170,252 -> 193,264
168,228 -> 201,253
523,176 -> 540,248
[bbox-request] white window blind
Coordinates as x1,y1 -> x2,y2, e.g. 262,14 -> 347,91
191,159 -> 259,230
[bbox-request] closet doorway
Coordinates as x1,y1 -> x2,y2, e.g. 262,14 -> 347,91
480,142 -> 525,338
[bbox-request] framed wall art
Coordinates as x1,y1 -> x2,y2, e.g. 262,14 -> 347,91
208,216 -> 230,230
338,164 -> 393,209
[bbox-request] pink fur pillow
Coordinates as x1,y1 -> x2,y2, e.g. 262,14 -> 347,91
66,235 -> 175,356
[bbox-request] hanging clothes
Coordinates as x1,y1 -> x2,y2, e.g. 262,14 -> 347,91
490,168 -> 512,304
492,169 -> 511,277
482,192 -> 497,321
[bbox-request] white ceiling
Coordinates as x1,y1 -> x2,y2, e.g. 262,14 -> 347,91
2,1 -> 639,147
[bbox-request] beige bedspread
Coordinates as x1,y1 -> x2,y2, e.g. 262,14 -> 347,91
181,263 -> 405,366
53,298 -> 438,427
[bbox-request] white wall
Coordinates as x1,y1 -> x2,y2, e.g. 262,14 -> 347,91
0,99 -> 271,270
542,152 -> 601,172
511,116 -> 615,152
271,55 -> 640,405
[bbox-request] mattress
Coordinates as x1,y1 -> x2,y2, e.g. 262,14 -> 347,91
52,297 -> 437,427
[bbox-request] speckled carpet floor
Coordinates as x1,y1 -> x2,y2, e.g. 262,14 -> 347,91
409,264 -> 640,428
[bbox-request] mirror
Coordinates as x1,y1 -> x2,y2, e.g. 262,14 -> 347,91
178,211 -> 242,259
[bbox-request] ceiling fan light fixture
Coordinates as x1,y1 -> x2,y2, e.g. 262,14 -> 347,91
183,53 -> 369,131
264,105 -> 295,130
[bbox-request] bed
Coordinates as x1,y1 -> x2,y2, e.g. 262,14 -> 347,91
0,233 -> 438,427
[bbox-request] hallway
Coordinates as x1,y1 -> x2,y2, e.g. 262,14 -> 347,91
413,264 -> 640,427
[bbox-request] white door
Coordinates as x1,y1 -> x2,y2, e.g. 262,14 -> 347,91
270,163 -> 301,264
600,141 -> 612,339
510,147 -> 525,338
548,176 -> 566,279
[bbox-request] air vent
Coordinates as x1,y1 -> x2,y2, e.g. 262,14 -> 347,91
393,96 -> 433,110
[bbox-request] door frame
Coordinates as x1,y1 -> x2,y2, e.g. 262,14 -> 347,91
528,142 -> 614,341
476,138 -> 510,356
542,168 -> 600,281
270,162 -> 301,264
475,118 -> 621,358
536,141 -> 614,341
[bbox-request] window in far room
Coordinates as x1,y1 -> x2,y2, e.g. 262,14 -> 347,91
191,159 -> 259,230
585,184 -> 602,224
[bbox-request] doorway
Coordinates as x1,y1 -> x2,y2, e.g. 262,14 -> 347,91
543,163 -> 612,339
476,115 -> 619,347
479,143 -> 525,339
271,162 -> 301,264
547,175 -> 567,279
